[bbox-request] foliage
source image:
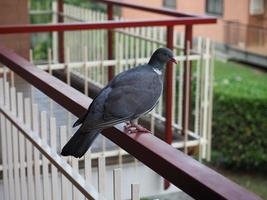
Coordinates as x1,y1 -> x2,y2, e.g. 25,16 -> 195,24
212,60 -> 267,171
32,39 -> 52,61
64,0 -> 106,12
30,0 -> 52,24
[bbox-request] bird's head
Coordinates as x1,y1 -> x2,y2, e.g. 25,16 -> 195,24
149,48 -> 177,66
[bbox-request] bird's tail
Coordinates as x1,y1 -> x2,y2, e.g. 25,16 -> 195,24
61,127 -> 100,158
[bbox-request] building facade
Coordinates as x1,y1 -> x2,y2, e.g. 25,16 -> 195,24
122,0 -> 267,58
0,0 -> 29,59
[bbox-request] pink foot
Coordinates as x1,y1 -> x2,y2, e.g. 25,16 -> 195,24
124,122 -> 150,133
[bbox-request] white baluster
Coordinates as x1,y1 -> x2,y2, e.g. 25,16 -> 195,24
113,168 -> 122,200
17,92 -> 27,200
25,98 -> 35,200
50,117 -> 59,200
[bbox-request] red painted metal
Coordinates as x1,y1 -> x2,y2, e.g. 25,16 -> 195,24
0,18 -> 216,34
0,45 -> 262,200
107,3 -> 114,81
58,0 -> 64,62
165,26 -> 174,146
98,0 -> 198,18
182,25 -> 193,145
164,25 -> 174,190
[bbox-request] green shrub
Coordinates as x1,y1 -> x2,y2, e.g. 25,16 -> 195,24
212,95 -> 267,170
212,61 -> 267,171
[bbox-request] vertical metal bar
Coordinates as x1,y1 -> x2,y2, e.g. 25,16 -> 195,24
182,25 -> 193,138
165,26 -> 174,144
195,37 -> 202,137
157,28 -> 164,115
60,126 -> 70,200
0,78 -> 3,105
5,83 -> 15,200
178,50 -> 184,128
11,87 -> 21,200
4,81 -> 10,110
48,49 -> 54,116
10,71 -> 14,87
58,0 -> 64,63
71,157 -> 79,200
66,47 -> 70,85
202,38 -> 211,159
25,98 -> 35,200
6,119 -> 15,200
1,78 -> 9,200
29,49 -> 33,63
134,28 -> 139,66
40,111 -> 51,200
84,149 -> 92,183
32,104 -> 42,200
98,156 -> 106,199
164,25 -> 174,190
52,1 -> 59,63
17,93 -> 28,200
183,42 -> 191,155
113,168 -> 122,200
131,183 -> 140,200
207,41 -> 214,161
140,28 -> 146,59
172,32 -> 177,128
50,117 -> 59,200
84,46 -> 88,96
0,113 -> 9,200
108,3 -> 114,81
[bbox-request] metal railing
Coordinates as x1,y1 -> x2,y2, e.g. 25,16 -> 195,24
0,0 -> 262,199
0,45 -> 261,200
224,20 -> 267,56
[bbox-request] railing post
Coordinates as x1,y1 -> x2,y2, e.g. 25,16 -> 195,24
58,0 -> 64,63
164,25 -> 174,189
182,25 -> 193,153
107,3 -> 114,81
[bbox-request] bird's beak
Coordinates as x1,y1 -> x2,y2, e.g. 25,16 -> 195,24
170,57 -> 177,64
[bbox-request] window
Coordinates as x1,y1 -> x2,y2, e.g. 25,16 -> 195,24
206,0 -> 224,16
249,0 -> 264,15
163,0 -> 176,10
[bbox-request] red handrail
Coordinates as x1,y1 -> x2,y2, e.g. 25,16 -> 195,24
0,18 -> 215,34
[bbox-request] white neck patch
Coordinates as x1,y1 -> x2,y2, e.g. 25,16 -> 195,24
153,68 -> 162,75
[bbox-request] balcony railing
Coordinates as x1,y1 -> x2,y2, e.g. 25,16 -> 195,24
224,21 -> 267,57
0,0 -> 262,199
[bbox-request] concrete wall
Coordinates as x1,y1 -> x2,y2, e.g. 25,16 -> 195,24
0,0 -> 29,59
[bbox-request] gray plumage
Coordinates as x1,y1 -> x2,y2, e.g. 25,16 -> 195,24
61,48 -> 176,158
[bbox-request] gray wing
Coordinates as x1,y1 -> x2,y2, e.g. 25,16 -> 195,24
72,68 -> 132,128
77,65 -> 162,131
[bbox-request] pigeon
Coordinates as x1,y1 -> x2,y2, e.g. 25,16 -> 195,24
61,48 -> 176,158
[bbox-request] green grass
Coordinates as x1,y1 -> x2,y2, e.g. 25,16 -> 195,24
212,60 -> 267,199
213,60 -> 267,99
211,165 -> 267,200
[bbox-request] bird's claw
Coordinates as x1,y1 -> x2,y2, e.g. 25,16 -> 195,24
124,122 -> 150,134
